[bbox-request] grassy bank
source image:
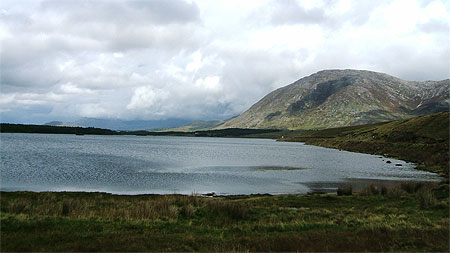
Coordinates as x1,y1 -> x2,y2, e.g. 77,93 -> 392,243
1,181 -> 449,252
280,111 -> 449,177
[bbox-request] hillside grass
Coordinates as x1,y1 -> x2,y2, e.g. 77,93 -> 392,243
1,181 -> 449,252
280,111 -> 450,177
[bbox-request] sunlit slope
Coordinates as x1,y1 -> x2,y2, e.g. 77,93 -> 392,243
219,69 -> 449,130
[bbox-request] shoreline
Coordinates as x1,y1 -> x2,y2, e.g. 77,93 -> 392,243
281,138 -> 449,179
1,176 -> 443,197
283,139 -> 449,179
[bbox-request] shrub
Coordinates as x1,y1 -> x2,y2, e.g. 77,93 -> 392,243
337,185 -> 352,196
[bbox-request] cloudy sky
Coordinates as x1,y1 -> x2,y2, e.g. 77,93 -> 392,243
1,0 -> 449,124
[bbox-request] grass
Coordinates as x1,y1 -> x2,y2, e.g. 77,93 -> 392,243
1,181 -> 449,252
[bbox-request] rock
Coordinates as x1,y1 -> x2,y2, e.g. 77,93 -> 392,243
386,160 -> 392,164
395,164 -> 402,166
218,69 -> 449,130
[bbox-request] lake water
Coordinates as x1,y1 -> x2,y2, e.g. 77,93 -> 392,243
0,133 -> 441,195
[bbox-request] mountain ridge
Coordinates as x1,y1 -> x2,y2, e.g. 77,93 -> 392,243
218,69 -> 449,130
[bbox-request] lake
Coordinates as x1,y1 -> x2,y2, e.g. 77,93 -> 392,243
0,133 -> 441,195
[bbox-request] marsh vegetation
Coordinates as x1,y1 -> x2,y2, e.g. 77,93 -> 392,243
1,181 -> 448,252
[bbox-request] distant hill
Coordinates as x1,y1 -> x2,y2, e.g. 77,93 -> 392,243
159,120 -> 226,132
219,69 -> 449,130
44,121 -> 78,127
44,121 -> 64,126
45,118 -> 191,131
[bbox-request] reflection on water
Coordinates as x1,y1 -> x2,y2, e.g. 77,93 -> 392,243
0,133 -> 441,195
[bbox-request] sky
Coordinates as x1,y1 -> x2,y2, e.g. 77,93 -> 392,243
1,0 -> 449,124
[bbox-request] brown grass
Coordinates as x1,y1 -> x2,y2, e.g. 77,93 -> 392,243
206,199 -> 249,220
1,185 -> 448,252
361,184 -> 381,196
2,193 -> 204,221
416,187 -> 438,209
386,185 -> 408,199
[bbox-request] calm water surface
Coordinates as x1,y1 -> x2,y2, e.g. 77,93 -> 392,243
0,133 -> 440,195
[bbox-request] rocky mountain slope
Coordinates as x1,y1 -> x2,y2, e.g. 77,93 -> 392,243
219,69 -> 449,130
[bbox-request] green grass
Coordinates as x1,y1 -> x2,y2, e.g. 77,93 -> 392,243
1,182 -> 449,252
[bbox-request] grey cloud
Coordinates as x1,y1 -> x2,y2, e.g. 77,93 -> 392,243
417,19 -> 450,33
212,48 -> 307,112
309,38 -> 450,82
1,0 -> 449,124
333,1 -> 384,26
1,0 -> 201,55
255,0 -> 385,28
118,46 -> 305,120
0,50 -> 63,93
105,23 -> 202,52
0,0 -> 204,94
40,0 -> 200,25
0,105 -> 55,124
129,0 -> 200,24
270,0 -> 326,25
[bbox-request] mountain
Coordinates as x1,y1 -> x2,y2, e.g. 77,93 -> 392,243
219,69 -> 449,130
44,121 -> 64,126
44,121 -> 78,127
45,118 -> 191,131
159,120 -> 227,132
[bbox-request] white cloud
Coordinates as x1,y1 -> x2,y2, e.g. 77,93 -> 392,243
127,86 -> 170,111
60,83 -> 95,95
0,93 -> 15,105
0,0 -> 448,124
195,76 -> 221,92
79,103 -> 110,118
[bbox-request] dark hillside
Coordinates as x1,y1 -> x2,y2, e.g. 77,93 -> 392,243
220,69 -> 449,130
